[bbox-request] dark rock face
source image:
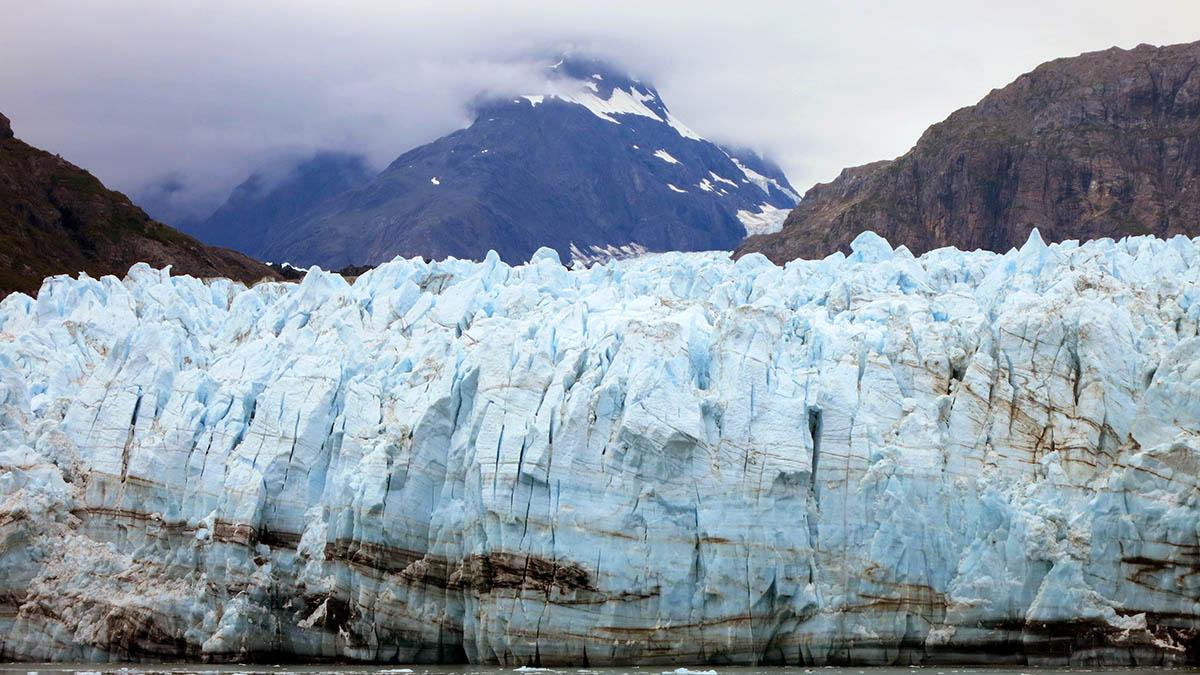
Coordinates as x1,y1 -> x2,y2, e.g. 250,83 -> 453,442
245,58 -> 797,268
0,112 -> 279,298
186,151 -> 374,257
738,41 -> 1200,263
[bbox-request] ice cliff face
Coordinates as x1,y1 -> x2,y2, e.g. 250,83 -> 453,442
1,232 -> 1198,666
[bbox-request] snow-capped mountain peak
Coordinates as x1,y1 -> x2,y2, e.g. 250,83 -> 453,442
192,56 -> 801,270
512,57 -> 702,142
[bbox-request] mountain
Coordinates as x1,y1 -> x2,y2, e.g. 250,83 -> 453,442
186,151 -> 374,256
3,233 -> 1199,665
0,112 -> 278,298
738,41 -> 1200,263
225,58 -> 797,268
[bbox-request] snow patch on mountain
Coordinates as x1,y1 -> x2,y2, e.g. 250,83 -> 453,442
710,171 -> 739,188
568,241 -> 650,267
517,65 -> 702,142
736,203 -> 792,235
730,156 -> 801,201
663,111 -> 703,141
537,86 -> 661,126
653,149 -> 680,164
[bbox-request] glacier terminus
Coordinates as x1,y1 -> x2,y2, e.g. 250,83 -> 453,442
0,231 -> 1198,666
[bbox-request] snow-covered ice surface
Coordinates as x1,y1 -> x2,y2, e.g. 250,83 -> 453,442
1,232 -> 1199,666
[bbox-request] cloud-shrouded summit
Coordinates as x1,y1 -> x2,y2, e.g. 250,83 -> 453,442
192,56 -> 799,268
3,2 -> 1199,226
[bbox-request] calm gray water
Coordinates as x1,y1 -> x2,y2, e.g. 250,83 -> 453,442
3,666 -> 1199,675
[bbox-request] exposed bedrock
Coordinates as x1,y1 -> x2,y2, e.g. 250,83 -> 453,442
1,232 -> 1198,665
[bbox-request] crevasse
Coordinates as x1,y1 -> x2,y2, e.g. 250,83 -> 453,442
0,231 -> 1198,666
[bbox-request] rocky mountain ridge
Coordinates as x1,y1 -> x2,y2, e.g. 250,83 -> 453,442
738,41 -> 1200,262
0,113 -> 278,298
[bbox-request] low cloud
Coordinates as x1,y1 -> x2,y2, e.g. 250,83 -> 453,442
3,0 -> 1198,224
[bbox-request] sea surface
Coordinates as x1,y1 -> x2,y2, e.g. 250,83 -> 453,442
3,666 -> 1199,675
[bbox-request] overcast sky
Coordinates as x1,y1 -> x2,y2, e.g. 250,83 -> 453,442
4,1 -> 1199,222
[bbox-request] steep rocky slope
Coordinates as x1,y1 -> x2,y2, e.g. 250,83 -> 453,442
187,151 -> 374,257
1,233 -> 1198,666
0,112 -> 278,298
739,41 -> 1200,262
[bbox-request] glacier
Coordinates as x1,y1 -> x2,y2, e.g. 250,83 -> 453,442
0,231 -> 1198,666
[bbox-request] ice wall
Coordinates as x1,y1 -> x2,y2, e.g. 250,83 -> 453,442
0,232 -> 1197,665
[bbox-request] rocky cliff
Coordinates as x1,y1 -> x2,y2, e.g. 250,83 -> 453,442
738,41 -> 1200,262
1,233 -> 1198,666
0,112 -> 278,298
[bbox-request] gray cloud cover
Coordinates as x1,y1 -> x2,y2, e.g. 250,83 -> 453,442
3,0 -> 1198,223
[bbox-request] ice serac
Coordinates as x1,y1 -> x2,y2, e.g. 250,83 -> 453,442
1,233 -> 1199,666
